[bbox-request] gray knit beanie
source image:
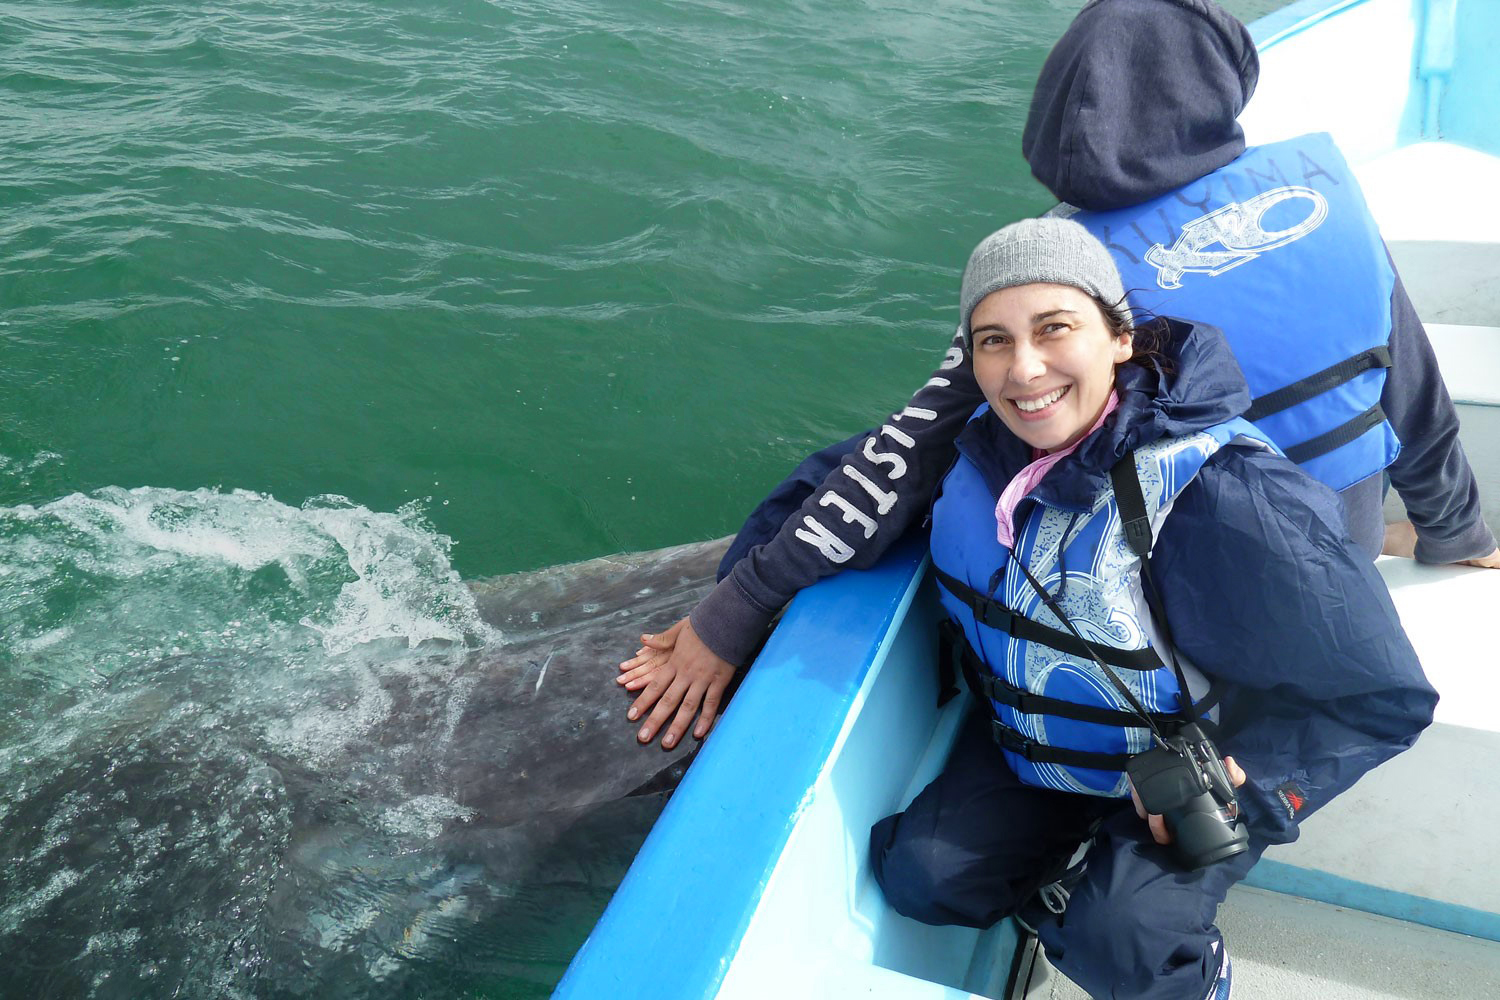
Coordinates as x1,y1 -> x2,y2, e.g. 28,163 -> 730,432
959,217 -> 1128,342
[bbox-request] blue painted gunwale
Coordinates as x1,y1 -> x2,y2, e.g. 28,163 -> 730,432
551,536 -> 928,999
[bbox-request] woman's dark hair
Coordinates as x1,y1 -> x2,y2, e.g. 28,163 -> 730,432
1099,292 -> 1174,374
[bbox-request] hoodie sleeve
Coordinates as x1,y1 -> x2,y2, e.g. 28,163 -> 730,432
690,328 -> 983,666
1150,445 -> 1436,846
1381,265 -> 1498,563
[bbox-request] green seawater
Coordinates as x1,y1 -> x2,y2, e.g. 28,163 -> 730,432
0,1 -> 1288,996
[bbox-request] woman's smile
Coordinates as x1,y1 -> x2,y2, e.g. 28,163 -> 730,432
1010,384 -> 1072,416
970,283 -> 1133,453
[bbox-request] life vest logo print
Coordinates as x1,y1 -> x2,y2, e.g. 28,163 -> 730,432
1144,186 -> 1330,289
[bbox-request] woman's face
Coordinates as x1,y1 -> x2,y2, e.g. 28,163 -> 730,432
970,283 -> 1133,454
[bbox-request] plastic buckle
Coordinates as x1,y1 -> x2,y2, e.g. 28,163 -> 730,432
1122,516 -> 1153,558
992,723 -> 1038,760
978,602 -> 1014,632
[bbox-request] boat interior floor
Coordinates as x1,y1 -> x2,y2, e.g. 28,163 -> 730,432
1355,140 -> 1500,537
1031,884 -> 1500,999
1356,141 -> 1500,329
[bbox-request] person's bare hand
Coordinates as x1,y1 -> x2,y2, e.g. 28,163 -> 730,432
617,616 -> 735,749
1384,519 -> 1500,568
1129,755 -> 1246,846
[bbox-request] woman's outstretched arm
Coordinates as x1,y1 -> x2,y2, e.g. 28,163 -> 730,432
621,329 -> 984,748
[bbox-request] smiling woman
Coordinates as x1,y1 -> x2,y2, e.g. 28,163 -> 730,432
869,213 -> 1436,1000
962,219 -> 1137,455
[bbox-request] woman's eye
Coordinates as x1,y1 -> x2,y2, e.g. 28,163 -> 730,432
1040,322 -> 1068,335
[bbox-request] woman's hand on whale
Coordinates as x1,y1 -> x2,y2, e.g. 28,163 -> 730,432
618,616 -> 735,749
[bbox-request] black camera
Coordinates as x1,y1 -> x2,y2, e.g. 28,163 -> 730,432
1125,723 -> 1248,869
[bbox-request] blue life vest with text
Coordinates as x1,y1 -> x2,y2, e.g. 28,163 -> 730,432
930,413 -> 1276,798
1069,132 -> 1397,491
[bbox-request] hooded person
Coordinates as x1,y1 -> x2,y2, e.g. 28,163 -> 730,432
861,213 -> 1432,1000
617,0 -> 1492,764
1018,0 -> 1494,568
1023,0 -> 1260,213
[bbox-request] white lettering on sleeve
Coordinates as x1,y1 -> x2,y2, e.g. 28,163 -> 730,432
923,376 -> 952,391
862,436 -> 909,480
942,345 -> 964,371
794,514 -> 856,563
820,491 -> 877,539
880,423 -> 916,449
892,406 -> 938,422
844,465 -> 898,515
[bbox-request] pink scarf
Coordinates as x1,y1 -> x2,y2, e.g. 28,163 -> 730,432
995,390 -> 1120,550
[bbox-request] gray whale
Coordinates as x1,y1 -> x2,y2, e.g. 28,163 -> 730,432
0,537 -> 731,999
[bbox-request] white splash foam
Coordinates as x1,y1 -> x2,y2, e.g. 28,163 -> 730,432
38,487 -> 337,578
2,487 -> 501,681
378,795 -> 475,839
298,498 -> 501,655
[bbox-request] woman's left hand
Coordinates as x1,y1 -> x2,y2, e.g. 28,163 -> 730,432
617,616 -> 736,749
1129,755 -> 1246,846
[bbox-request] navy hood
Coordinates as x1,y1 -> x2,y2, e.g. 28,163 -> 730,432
1022,0 -> 1259,211
957,317 -> 1252,507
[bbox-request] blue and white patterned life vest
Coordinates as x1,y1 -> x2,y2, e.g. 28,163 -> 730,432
930,415 -> 1276,798
1070,132 -> 1397,491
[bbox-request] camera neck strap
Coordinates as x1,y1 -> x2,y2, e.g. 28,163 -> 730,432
1107,450 -> 1205,725
1009,449 -> 1205,749
1011,557 -> 1173,750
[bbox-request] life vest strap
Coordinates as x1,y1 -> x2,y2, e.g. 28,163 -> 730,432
932,565 -> 1165,672
1243,346 -> 1393,422
991,724 -> 1135,771
1282,402 -> 1388,465
940,620 -> 1223,730
1109,452 -> 1221,728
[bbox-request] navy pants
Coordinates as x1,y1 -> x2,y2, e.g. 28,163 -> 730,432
870,712 -> 1259,1000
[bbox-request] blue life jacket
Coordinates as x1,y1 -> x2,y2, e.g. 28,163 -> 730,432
930,413 -> 1276,798
1070,132 -> 1398,491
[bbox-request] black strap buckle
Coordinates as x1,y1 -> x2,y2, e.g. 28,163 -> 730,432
973,601 -> 1015,633
1109,454 -> 1153,559
990,722 -> 1134,771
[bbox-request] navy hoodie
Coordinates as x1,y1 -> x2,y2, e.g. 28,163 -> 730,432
947,317 -> 1434,843
1023,0 -> 1259,213
692,0 -> 1494,668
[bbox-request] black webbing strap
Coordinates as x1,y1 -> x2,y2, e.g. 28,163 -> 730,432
936,631 -> 961,708
931,564 -> 1164,672
1110,451 -> 1154,559
991,725 -> 1134,771
1108,453 -> 1212,726
1282,403 -> 1388,465
939,621 -> 1202,728
939,619 -> 989,706
1243,346 -> 1392,422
